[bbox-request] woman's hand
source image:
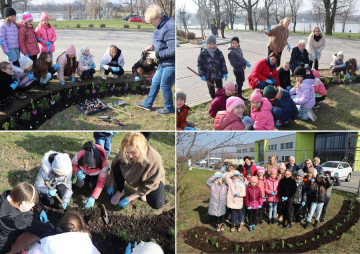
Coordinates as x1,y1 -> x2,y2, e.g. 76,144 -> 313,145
144,45 -> 154,52
264,31 -> 270,36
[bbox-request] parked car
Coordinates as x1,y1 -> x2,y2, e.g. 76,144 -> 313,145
129,16 -> 143,22
296,161 -> 304,169
198,157 -> 222,167
321,161 -> 352,182
122,14 -> 138,21
208,159 -> 222,169
255,161 -> 266,167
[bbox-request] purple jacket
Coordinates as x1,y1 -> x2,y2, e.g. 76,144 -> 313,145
14,70 -> 36,88
0,19 -> 19,54
290,79 -> 316,109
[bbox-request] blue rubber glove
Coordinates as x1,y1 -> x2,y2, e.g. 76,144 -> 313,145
135,76 -> 141,81
221,165 -> 226,172
60,81 -> 65,86
107,186 -> 114,196
271,191 -> 276,196
118,197 -> 130,208
38,38 -> 43,42
71,77 -> 76,83
183,127 -> 198,130
40,211 -> 49,223
125,243 -> 132,254
263,195 -> 268,199
314,51 -> 318,61
89,62 -> 95,69
287,43 -> 291,51
77,170 -> 86,180
61,202 -> 68,210
27,73 -> 34,80
10,81 -> 19,90
334,172 -> 339,177
25,53 -> 29,58
342,63 -> 346,67
282,196 -> 288,202
48,189 -> 57,197
245,60 -> 251,68
200,76 -> 206,81
85,197 -> 95,209
306,191 -> 312,195
6,52 -> 11,58
301,201 -> 305,207
275,120 -> 282,127
286,85 -> 292,91
112,67 -> 120,72
247,207 -> 252,210
258,205 -> 262,209
222,74 -> 228,81
265,78 -> 273,84
0,39 -> 2,44
235,192 -> 240,197
310,178 -> 315,182
53,63 -> 60,71
45,41 -> 52,51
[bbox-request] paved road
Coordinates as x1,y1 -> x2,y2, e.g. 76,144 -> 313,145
177,28 -> 360,107
334,171 -> 360,194
0,29 -> 153,72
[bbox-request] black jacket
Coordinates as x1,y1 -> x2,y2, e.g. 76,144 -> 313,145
0,71 -> 14,107
286,163 -> 300,173
131,51 -> 158,77
277,67 -> 291,90
290,47 -> 310,69
278,177 -> 297,198
309,178 -> 331,203
293,180 -> 307,204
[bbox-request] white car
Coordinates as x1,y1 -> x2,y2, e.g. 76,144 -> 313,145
321,161 -> 352,182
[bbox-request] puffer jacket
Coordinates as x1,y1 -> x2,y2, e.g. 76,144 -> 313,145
18,24 -> 40,57
77,53 -> 95,76
293,180 -> 307,204
277,67 -> 291,90
214,111 -> 244,130
225,171 -> 246,209
309,177 -> 331,203
0,19 -> 19,54
250,98 -> 274,130
266,24 -> 289,53
278,177 -> 297,198
34,151 -> 73,204
245,185 -> 263,209
100,46 -> 124,73
265,177 -> 280,202
206,175 -> 228,217
290,47 -> 310,67
257,177 -> 267,200
330,54 -> 345,70
307,33 -> 326,61
228,46 -> 246,71
303,176 -> 314,202
13,69 -> 36,88
248,58 -> 280,89
35,23 -> 56,53
271,89 -> 299,122
198,47 -> 227,81
208,88 -> 229,118
177,104 -> 190,130
56,52 -> 76,82
289,79 -> 316,109
240,163 -> 258,176
312,78 -> 327,96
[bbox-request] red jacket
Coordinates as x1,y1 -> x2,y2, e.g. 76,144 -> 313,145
214,111 -> 245,130
208,88 -> 229,118
241,164 -> 258,176
176,105 -> 190,130
245,185 -> 263,209
18,24 -> 40,57
257,177 -> 267,199
248,58 -> 280,89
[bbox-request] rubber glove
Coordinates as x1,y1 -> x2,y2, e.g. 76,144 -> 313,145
85,197 -> 95,209
258,205 -> 262,209
48,189 -> 57,197
314,51 -> 318,61
222,74 -> 228,80
247,207 -> 252,210
263,195 -> 268,199
45,41 -> 52,51
10,81 -> 19,90
149,51 -> 157,60
135,76 -> 141,81
342,63 -> 346,67
27,73 -> 34,80
53,63 -> 60,71
6,52 -> 11,58
334,172 -> 339,177
71,77 -> 76,83
40,211 -> 49,223
271,191 -> 276,196
112,67 -> 120,72
25,53 -> 29,58
321,175 -> 326,179
286,85 -> 292,91
60,81 -> 65,86
61,202 -> 68,210
275,120 -> 283,127
118,197 -> 130,208
0,39 -> 2,44
200,76 -> 206,81
183,127 -> 198,130
282,196 -> 288,202
38,38 -> 43,42
235,192 -> 240,197
287,43 -> 291,51
89,62 -> 95,69
77,170 -> 86,180
221,165 -> 226,172
301,201 -> 306,207
245,60 -> 251,68
125,243 -> 132,254
107,186 -> 114,196
265,78 -> 273,84
310,178 -> 315,182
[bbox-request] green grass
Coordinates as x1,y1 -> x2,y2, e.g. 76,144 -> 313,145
177,168 -> 360,253
0,132 -> 175,217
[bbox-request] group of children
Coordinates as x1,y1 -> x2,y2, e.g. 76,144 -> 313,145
206,161 -> 340,232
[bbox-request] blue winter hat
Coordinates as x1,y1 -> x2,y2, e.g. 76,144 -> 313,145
233,170 -> 241,176
214,172 -> 224,178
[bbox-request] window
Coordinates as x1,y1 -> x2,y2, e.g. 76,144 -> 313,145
250,148 -> 254,152
286,142 -> 293,149
281,143 -> 284,149
282,156 -> 290,162
268,145 -> 273,150
243,149 -> 247,153
274,144 -> 277,150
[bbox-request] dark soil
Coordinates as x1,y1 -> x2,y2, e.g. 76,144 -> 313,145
320,73 -> 360,88
182,200 -> 360,253
46,207 -> 175,254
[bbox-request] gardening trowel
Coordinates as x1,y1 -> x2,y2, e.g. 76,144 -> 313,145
45,181 -> 67,210
101,204 -> 110,225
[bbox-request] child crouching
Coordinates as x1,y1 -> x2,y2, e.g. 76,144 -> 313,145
77,45 -> 96,81
100,45 -> 124,80
34,52 -> 59,89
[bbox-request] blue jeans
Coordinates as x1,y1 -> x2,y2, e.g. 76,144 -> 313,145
94,132 -> 114,159
268,202 -> 278,219
297,107 -> 310,120
7,48 -> 20,63
240,206 -> 245,223
143,65 -> 175,112
40,72 -> 52,84
306,202 -> 324,222
257,77 -> 277,89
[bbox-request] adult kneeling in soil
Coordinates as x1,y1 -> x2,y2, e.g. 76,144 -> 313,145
248,52 -> 280,89
132,51 -> 158,82
72,141 -> 109,209
108,132 -> 166,210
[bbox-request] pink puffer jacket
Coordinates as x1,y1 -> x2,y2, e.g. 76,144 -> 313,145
225,171 -> 246,209
35,23 -> 56,53
250,98 -> 274,130
18,24 -> 40,57
312,78 -> 327,96
265,177 -> 280,202
214,111 -> 245,130
257,177 -> 267,200
245,185 -> 263,209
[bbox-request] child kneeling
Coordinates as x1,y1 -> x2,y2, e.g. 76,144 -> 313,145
100,45 -> 124,80
77,45 -> 96,81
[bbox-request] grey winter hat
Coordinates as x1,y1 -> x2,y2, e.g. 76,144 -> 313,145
296,169 -> 305,178
207,34 -> 216,44
52,153 -> 72,176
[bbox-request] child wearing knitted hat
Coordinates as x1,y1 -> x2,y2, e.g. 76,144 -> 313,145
245,176 -> 263,231
265,168 -> 280,224
256,168 -> 267,224
176,91 -> 196,130
330,51 -> 346,76
0,6 -> 20,64
56,45 -> 77,85
197,34 -> 228,99
35,12 -> 57,61
208,82 -> 235,118
77,45 -> 96,81
13,55 -> 36,98
18,13 -> 40,66
214,96 -> 247,130
250,89 -> 275,130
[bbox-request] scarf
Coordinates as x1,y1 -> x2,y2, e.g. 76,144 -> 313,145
266,57 -> 277,73
295,179 -> 302,186
205,46 -> 217,58
313,34 -> 322,42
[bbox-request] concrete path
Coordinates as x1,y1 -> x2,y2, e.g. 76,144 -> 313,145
176,28 -> 360,107
334,171 -> 360,194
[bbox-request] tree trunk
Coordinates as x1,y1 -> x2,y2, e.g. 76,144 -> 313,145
293,20 -> 296,32
247,8 -> 254,30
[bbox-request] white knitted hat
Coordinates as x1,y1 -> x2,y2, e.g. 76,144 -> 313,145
19,56 -> 33,70
132,242 -> 164,254
52,153 -> 72,176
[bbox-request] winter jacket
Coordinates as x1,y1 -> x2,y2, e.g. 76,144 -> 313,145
245,185 -> 263,209
0,20 -> 19,54
271,90 -> 299,122
257,177 -> 267,199
13,69 -> 36,89
309,178 -> 331,203
266,25 -> 289,53
307,33 -> 326,61
111,144 -> 165,197
77,53 -> 95,76
131,51 -> 158,76
214,111 -> 244,130
205,175 -> 228,217
277,67 -> 291,90
56,52 -> 76,82
18,24 -> 40,57
314,165 -> 324,175
278,177 -> 297,198
312,78 -> 327,96
250,98 -> 275,130
0,70 -> 14,107
248,58 -> 280,89
100,47 -> 124,74
265,177 -> 280,202
198,47 -> 227,81
72,144 -> 109,199
293,180 -> 307,204
33,63 -> 57,80
303,176 -> 314,202
290,47 -> 310,68
286,163 -> 300,173
325,176 -> 340,198
228,46 -> 246,71
289,79 -> 316,109
239,163 -> 258,176
330,54 -> 345,70
225,172 -> 246,209
177,104 -> 190,130
35,23 -> 56,53
152,15 -> 175,67
34,151 -> 73,204
208,88 -> 229,118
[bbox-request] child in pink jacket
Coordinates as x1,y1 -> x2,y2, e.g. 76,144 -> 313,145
256,167 -> 267,224
311,69 -> 327,108
18,13 -> 39,66
265,168 -> 280,224
77,45 -> 96,81
56,45 -> 77,85
35,12 -> 57,61
250,89 -> 274,130
208,82 -> 235,118
245,176 -> 263,231
214,96 -> 245,130
225,170 -> 246,232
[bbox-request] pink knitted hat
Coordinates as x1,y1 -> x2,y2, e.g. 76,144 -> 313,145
226,96 -> 244,112
312,69 -> 321,78
40,12 -> 49,21
66,45 -> 76,56
279,162 -> 286,170
224,82 -> 235,92
250,88 -> 262,101
257,167 -> 265,174
270,167 -> 277,175
22,13 -> 33,23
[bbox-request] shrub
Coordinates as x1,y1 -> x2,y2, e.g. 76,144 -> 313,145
137,24 -> 141,29
124,24 -> 130,28
88,24 -> 94,28
100,24 -> 106,28
177,29 -> 186,38
76,24 -> 81,28
186,32 -> 196,40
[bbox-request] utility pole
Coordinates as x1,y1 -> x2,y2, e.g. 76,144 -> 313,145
198,0 -> 204,39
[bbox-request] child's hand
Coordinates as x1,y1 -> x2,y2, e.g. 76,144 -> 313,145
61,202 -> 68,210
286,86 -> 292,91
265,79 -> 273,84
0,39 -> 2,45
342,63 -> 346,67
112,67 -> 120,72
287,43 -> 291,51
107,186 -> 114,196
334,172 -> 339,177
53,63 -> 60,71
118,197 -> 130,208
247,207 -> 252,210
222,74 -> 228,81
27,73 -> 34,80
77,170 -> 86,180
310,178 -> 315,182
25,53 -> 29,58
60,81 -> 65,86
125,242 -> 137,254
6,52 -> 11,58
282,196 -> 288,202
245,60 -> 251,68
200,76 -> 206,81
234,192 -> 240,197
301,201 -> 305,207
10,81 -> 19,90
84,197 -> 95,209
40,211 -> 49,223
48,189 -> 57,197
38,38 -> 43,42
135,76 -> 141,82
71,77 -> 76,83
89,62 -> 95,69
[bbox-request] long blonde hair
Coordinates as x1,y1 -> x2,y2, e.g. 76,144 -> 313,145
279,17 -> 291,26
120,132 -> 149,164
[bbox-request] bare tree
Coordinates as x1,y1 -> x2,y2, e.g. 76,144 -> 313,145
177,4 -> 191,33
337,0 -> 357,33
194,0 -> 212,29
311,1 -> 326,31
153,0 -> 175,18
224,0 -> 239,30
209,0 -> 226,31
272,0 -> 289,24
288,0 -> 302,32
252,1 -> 264,31
263,0 -> 275,27
234,0 -> 261,30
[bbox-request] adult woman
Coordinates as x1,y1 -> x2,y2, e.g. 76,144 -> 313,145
265,17 -> 291,66
290,40 -> 310,73
302,159 -> 317,174
306,27 -> 326,70
136,4 -> 175,115
248,52 -> 280,89
108,132 -> 166,210
264,155 -> 279,178
237,156 -> 257,176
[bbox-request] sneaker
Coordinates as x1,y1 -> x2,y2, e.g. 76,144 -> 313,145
248,226 -> 253,232
135,102 -> 151,111
308,109 -> 317,121
140,195 -> 147,202
216,224 -> 221,232
271,218 -> 276,224
320,218 -> 325,223
313,103 -> 320,109
220,224 -> 225,231
283,223 -> 292,229
253,225 -> 256,231
231,227 -> 235,232
237,225 -> 242,232
102,74 -> 108,80
241,222 -> 244,226
156,108 -> 175,115
112,74 -> 119,78
110,190 -> 125,205
313,220 -> 318,228
304,221 -> 309,229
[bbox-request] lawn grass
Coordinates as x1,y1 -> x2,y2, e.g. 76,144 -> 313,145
177,168 -> 360,253
0,132 -> 175,217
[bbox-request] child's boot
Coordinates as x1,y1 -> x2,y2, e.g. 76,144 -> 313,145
220,223 -> 225,231
304,221 -> 310,229
237,224 -> 242,232
272,218 -> 276,224
313,220 -> 318,228
216,224 -> 221,232
252,224 -> 256,231
231,224 -> 235,232
284,222 -> 292,229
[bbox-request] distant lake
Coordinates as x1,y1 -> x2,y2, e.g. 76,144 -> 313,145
15,12 -> 94,22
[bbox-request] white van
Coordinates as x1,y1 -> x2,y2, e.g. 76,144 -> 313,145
197,157 -> 222,167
